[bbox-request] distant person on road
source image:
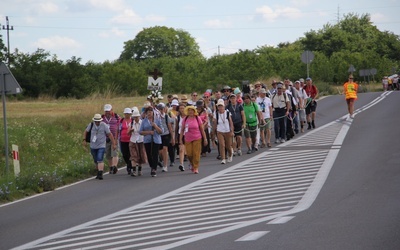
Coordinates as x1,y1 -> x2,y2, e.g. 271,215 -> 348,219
83,114 -> 116,180
119,107 -> 134,175
102,104 -> 120,174
343,74 -> 359,119
271,83 -> 291,143
129,107 -> 146,177
243,93 -> 264,154
213,99 -> 234,164
180,105 -> 208,174
304,78 -> 319,129
382,76 -> 388,91
256,88 -> 273,148
139,106 -> 163,177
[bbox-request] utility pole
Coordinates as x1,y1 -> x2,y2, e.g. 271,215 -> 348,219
2,16 -> 14,66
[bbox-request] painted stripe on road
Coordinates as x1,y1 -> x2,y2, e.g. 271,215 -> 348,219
236,231 -> 270,241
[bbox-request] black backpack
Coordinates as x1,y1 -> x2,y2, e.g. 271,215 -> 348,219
85,122 -> 94,142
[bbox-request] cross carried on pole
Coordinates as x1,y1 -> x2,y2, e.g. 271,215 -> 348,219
148,68 -> 163,80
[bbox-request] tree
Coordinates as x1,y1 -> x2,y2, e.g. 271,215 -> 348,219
0,35 -> 7,63
119,26 -> 202,61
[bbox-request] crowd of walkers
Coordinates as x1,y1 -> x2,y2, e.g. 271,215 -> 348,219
83,78 -> 320,180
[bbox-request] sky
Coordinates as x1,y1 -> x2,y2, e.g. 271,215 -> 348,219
1,0 -> 399,64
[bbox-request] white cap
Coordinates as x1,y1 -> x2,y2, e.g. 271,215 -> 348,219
104,104 -> 112,111
123,107 -> 132,114
171,99 -> 179,106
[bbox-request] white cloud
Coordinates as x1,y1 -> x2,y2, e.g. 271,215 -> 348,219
371,12 -> 388,23
145,14 -> 166,23
98,28 -> 126,38
33,36 -> 82,50
88,0 -> 127,12
110,9 -> 143,25
204,19 -> 232,29
255,5 -> 303,22
38,2 -> 60,14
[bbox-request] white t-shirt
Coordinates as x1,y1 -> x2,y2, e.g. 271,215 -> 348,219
130,119 -> 144,143
213,110 -> 231,133
255,96 -> 272,119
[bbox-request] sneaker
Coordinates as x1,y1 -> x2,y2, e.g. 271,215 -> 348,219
170,162 -> 174,167
162,166 -> 168,172
233,151 -> 237,156
280,139 -> 286,143
350,114 -> 355,119
194,170 -> 199,174
227,154 -> 233,163
237,149 -> 242,156
216,155 -> 222,160
275,139 -> 280,144
151,170 -> 157,177
131,172 -> 137,177
221,159 -> 226,164
179,165 -> 185,171
247,149 -> 252,154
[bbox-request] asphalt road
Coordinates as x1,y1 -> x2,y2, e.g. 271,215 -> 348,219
1,91 -> 399,250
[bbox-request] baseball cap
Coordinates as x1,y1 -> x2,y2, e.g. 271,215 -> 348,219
299,78 -> 305,83
104,104 -> 112,111
277,83 -> 283,89
306,77 -> 312,81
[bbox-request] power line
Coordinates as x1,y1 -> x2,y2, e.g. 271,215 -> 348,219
2,16 -> 14,66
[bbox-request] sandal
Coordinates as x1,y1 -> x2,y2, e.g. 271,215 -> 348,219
267,143 -> 272,148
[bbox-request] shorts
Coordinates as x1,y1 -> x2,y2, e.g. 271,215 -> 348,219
105,141 -> 118,160
305,100 -> 317,115
260,118 -> 272,131
91,148 -> 105,163
233,122 -> 243,137
244,125 -> 257,138
161,134 -> 171,147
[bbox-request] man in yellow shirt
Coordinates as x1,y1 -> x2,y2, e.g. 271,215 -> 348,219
343,74 -> 358,119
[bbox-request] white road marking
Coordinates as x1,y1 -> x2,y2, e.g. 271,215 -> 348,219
235,231 -> 270,241
268,216 -> 295,224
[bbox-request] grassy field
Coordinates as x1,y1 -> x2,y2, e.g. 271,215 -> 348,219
0,82 -> 383,203
0,94 -> 148,202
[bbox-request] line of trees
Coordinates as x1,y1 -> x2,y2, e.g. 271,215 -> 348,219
0,13 -> 399,99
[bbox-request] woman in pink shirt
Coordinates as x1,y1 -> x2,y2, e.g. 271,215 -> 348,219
179,106 -> 208,174
119,108 -> 133,174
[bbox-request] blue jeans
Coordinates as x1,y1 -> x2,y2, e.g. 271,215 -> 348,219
91,148 -> 105,163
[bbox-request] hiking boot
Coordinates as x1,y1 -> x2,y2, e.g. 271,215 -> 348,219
98,171 -> 103,180
112,166 -> 118,174
109,167 -> 113,174
311,120 -> 315,128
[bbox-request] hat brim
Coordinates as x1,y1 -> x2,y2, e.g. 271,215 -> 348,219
93,118 -> 103,121
184,106 -> 198,116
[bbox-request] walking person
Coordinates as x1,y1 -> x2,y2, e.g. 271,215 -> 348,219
157,102 -> 175,172
226,93 -> 246,155
128,107 -> 146,177
294,80 -> 308,133
343,74 -> 359,119
242,93 -> 264,154
304,78 -> 319,129
83,114 -> 117,180
180,105 -> 208,174
119,107 -> 134,175
256,88 -> 273,147
271,83 -> 291,143
139,106 -> 163,177
102,104 -> 120,174
196,100 -> 211,157
176,102 -> 187,171
213,99 -> 234,164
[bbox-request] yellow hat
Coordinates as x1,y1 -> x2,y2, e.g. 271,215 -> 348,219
184,105 -> 198,116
